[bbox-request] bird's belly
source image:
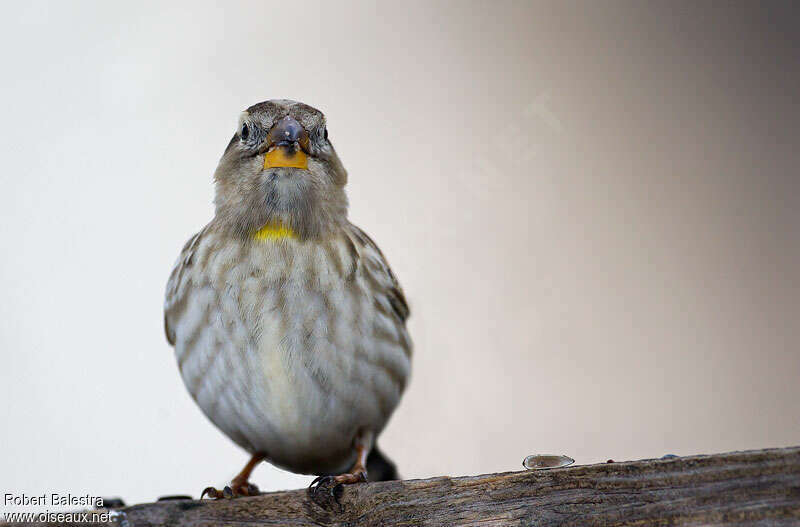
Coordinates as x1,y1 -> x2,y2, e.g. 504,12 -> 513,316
175,273 -> 409,475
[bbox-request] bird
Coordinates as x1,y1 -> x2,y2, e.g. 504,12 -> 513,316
163,99 -> 412,501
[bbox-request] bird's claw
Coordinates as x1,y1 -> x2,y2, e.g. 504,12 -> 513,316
201,482 -> 260,500
308,475 -> 345,509
309,475 -> 339,498
307,471 -> 368,509
201,486 -> 221,499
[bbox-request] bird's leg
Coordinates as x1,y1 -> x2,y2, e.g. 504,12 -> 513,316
309,430 -> 372,506
331,440 -> 370,484
202,452 -> 265,499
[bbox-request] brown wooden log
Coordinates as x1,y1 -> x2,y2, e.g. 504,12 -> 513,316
5,446 -> 800,526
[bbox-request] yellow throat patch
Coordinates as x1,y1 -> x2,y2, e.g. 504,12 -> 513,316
253,222 -> 297,241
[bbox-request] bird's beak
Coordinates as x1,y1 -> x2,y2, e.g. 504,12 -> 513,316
264,115 -> 309,169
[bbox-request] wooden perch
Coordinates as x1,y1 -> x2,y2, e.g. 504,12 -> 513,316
7,446 -> 800,526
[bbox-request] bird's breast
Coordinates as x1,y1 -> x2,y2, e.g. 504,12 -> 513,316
170,229 -> 410,472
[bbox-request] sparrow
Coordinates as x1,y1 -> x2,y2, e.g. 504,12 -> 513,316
164,99 -> 412,501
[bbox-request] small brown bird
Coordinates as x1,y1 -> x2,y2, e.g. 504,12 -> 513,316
164,100 -> 411,500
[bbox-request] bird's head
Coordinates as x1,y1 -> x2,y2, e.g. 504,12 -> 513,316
212,99 -> 348,240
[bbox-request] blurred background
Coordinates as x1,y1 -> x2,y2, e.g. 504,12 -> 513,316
1,0 -> 798,510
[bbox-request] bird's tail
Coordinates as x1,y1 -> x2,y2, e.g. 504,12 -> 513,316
367,445 -> 400,482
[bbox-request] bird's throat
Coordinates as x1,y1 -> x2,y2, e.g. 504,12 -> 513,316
253,221 -> 297,241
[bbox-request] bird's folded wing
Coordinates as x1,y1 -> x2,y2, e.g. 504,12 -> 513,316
164,228 -> 206,347
345,222 -> 410,324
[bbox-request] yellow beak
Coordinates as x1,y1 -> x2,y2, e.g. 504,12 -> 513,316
264,146 -> 308,169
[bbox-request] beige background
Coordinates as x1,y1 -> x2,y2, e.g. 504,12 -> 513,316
1,1 -> 798,509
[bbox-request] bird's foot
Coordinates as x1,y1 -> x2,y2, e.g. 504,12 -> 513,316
308,469 -> 368,508
201,481 -> 260,499
201,453 -> 265,500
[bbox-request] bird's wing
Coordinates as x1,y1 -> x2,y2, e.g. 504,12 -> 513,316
164,227 -> 206,346
344,222 -> 410,324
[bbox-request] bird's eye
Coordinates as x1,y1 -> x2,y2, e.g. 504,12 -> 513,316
323,127 -> 328,140
241,123 -> 250,141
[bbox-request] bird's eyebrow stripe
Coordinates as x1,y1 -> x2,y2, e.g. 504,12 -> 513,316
239,101 -> 325,137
